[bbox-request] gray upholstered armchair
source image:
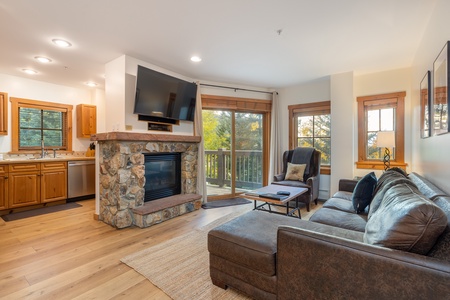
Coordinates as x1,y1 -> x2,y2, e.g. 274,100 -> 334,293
272,147 -> 321,211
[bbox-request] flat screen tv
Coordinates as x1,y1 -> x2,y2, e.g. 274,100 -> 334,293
134,65 -> 197,122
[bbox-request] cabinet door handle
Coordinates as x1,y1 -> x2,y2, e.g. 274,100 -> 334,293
3,176 -> 7,179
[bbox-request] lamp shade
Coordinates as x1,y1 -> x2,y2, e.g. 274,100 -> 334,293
377,131 -> 395,148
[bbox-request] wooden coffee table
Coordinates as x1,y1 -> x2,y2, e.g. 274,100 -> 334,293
243,184 -> 308,218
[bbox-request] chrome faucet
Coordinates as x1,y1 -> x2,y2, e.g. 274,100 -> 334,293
41,139 -> 47,158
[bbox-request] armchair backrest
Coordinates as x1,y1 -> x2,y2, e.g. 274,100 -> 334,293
281,147 -> 321,182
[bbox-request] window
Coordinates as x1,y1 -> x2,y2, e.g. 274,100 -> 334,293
356,92 -> 407,170
289,101 -> 331,174
11,97 -> 73,153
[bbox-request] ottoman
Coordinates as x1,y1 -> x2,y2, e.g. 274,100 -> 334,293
207,210 -> 305,300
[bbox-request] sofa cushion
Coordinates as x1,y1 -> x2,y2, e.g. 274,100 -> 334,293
332,191 -> 353,201
372,168 -> 408,198
368,169 -> 417,219
323,197 -> 360,214
284,162 -> 306,181
408,172 -> 447,200
309,207 -> 367,232
352,172 -> 377,214
364,183 -> 448,255
427,196 -> 450,261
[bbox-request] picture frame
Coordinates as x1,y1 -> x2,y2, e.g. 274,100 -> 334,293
432,41 -> 449,135
420,71 -> 431,138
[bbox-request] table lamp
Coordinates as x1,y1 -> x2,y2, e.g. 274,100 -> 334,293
377,131 -> 395,171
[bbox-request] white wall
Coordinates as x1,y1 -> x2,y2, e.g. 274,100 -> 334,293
330,72 -> 354,195
411,0 -> 450,194
277,77 -> 331,199
0,73 -> 101,153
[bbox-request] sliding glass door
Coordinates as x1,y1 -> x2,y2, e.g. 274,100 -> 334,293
203,110 -> 265,199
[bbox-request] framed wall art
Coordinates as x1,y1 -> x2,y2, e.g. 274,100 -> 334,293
420,71 -> 431,138
433,41 -> 449,135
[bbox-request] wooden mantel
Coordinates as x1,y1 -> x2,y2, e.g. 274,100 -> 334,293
91,132 -> 202,143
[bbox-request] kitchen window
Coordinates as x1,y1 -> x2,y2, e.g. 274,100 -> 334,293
10,97 -> 73,153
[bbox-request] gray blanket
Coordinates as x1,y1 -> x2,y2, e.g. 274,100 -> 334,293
291,147 -> 315,177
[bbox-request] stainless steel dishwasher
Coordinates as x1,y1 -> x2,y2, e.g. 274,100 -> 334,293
68,160 -> 96,201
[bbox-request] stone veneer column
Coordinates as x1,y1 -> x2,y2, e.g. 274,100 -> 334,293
92,132 -> 200,229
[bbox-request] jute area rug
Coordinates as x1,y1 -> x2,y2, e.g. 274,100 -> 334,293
121,211 -> 251,300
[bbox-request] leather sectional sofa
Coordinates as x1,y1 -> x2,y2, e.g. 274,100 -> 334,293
207,170 -> 450,299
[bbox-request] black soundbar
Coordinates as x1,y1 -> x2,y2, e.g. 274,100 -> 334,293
137,114 -> 179,125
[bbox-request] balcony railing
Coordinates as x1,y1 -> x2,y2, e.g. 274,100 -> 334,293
205,149 -> 263,190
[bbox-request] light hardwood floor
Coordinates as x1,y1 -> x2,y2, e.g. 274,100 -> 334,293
0,199 -> 321,299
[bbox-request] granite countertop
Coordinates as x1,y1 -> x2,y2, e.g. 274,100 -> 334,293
0,156 -> 95,165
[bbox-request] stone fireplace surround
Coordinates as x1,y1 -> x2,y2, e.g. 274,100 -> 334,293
91,132 -> 202,229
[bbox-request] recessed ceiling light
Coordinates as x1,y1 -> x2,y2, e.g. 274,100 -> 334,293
22,69 -> 38,75
35,56 -> 52,63
191,56 -> 202,62
52,39 -> 72,48
85,82 -> 98,87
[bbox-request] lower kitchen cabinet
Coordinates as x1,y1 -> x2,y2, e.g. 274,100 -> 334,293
0,165 -> 7,210
41,162 -> 67,203
6,162 -> 68,209
8,163 -> 41,208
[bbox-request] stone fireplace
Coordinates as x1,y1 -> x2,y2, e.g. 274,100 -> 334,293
91,132 -> 202,229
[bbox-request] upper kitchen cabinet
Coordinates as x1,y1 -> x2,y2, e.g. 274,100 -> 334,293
76,104 -> 97,138
0,92 -> 7,135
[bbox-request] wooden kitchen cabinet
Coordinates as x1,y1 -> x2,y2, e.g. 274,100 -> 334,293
0,165 -> 8,210
41,161 -> 67,203
76,104 -> 97,138
0,92 -> 7,135
9,163 -> 41,208
7,162 -> 68,209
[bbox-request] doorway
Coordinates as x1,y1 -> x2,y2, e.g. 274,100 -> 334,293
202,109 -> 267,199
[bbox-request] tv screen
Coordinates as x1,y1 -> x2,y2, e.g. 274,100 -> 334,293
134,65 -> 197,122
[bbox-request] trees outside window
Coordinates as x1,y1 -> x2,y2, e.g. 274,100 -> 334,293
289,101 -> 331,174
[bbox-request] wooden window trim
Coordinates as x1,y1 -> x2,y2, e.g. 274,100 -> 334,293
0,92 -> 8,135
10,97 -> 73,154
288,101 -> 331,175
356,92 -> 407,170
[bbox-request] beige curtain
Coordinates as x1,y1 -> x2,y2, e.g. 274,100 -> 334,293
268,91 -> 282,183
194,83 -> 207,202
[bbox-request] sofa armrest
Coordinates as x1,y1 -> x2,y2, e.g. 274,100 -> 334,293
273,173 -> 285,182
277,225 -> 450,300
339,179 -> 358,193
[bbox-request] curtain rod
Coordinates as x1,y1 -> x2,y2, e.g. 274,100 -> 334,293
199,83 -> 277,95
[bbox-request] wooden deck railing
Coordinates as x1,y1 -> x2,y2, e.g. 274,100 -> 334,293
205,149 -> 263,189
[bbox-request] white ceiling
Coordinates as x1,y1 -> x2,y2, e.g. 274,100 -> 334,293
0,0 -> 437,90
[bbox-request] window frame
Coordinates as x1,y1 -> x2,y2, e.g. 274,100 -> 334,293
288,101 -> 331,175
10,97 -> 73,153
356,91 -> 407,170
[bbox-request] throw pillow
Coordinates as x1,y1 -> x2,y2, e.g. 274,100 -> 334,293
285,162 -> 306,181
352,172 -> 377,214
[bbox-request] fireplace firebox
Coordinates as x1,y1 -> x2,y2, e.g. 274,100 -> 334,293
144,153 -> 181,202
